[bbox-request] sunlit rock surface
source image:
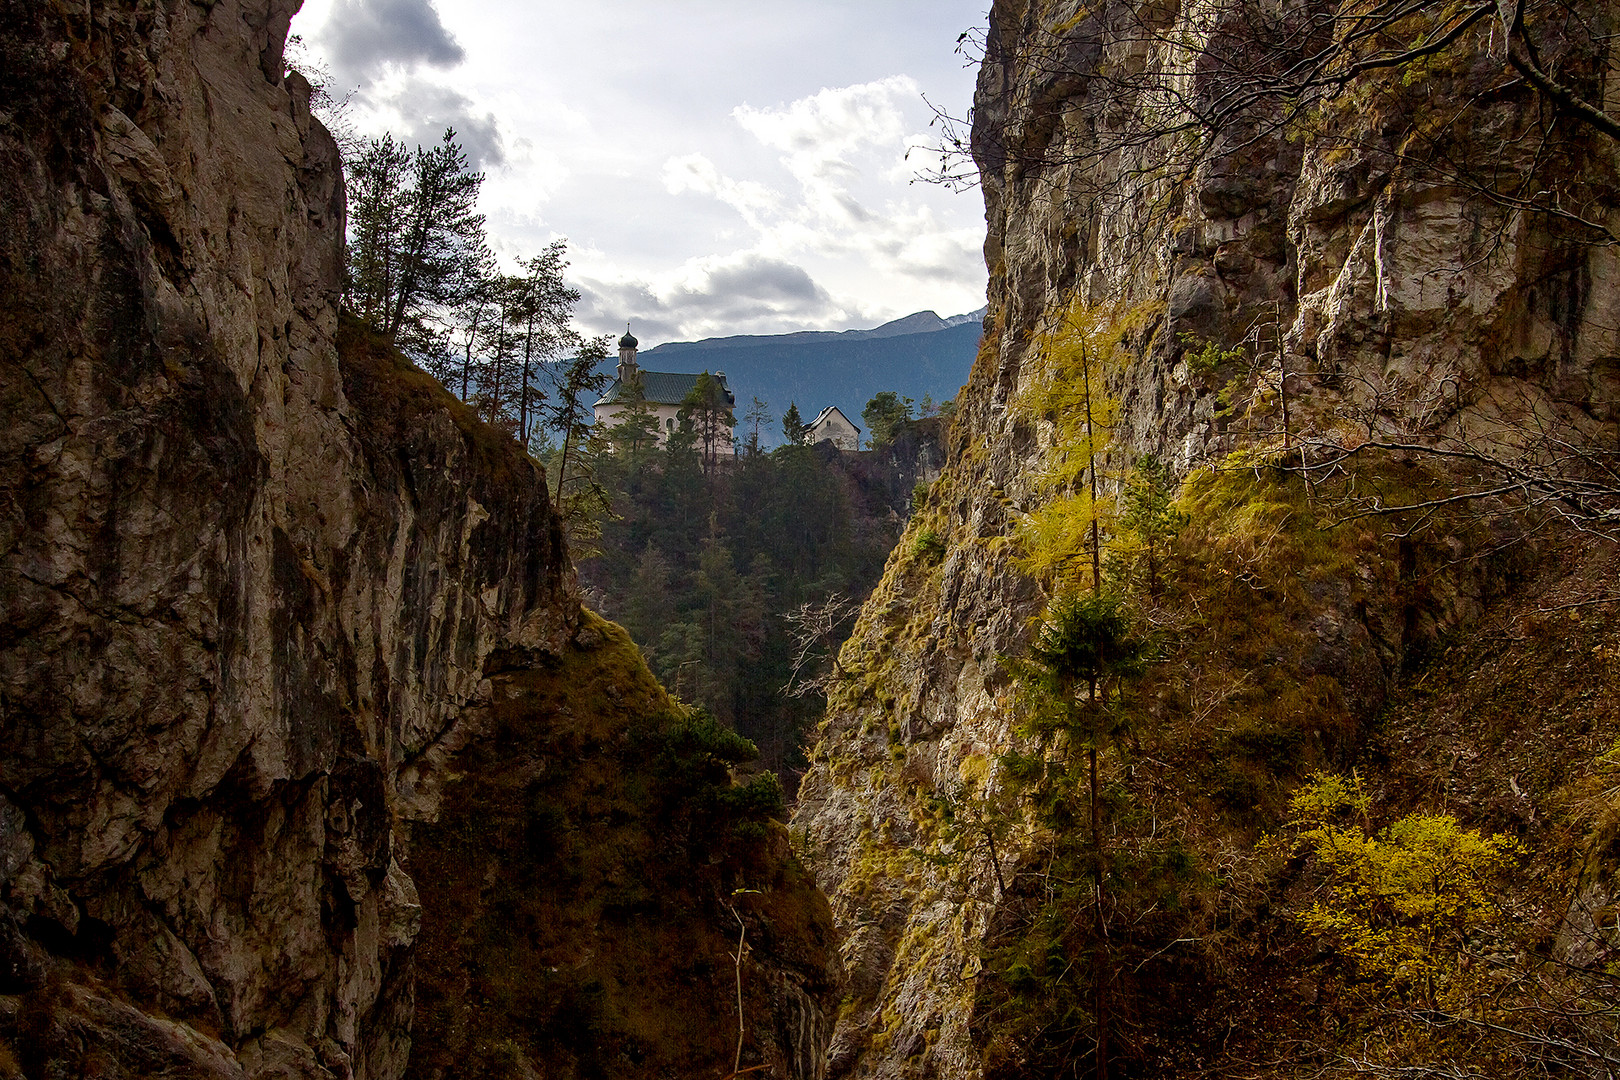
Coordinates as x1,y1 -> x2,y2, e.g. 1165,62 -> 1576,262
793,0 -> 1620,1076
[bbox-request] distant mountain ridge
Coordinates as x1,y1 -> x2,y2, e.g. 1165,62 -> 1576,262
647,307 -> 988,353
631,308 -> 986,446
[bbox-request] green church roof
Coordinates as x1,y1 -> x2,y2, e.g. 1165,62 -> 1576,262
596,370 -> 735,409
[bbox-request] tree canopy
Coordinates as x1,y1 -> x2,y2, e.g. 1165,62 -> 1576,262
342,129 -> 604,456
862,392 -> 914,448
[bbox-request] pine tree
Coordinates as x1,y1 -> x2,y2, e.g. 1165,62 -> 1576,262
344,129 -> 489,363
447,248 -> 499,401
386,130 -> 486,350
659,418 -> 709,545
543,336 -> 612,540
680,372 -> 734,474
781,402 -> 808,445
691,538 -> 766,724
510,243 -> 580,448
476,275 -> 519,429
1118,455 -> 1189,598
605,370 -> 662,461
1008,591 -> 1149,1080
862,391 -> 914,448
345,134 -> 411,330
623,545 -> 677,672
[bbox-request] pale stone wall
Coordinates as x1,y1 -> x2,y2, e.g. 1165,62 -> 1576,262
811,412 -> 860,450
594,401 -> 738,454
593,401 -> 685,445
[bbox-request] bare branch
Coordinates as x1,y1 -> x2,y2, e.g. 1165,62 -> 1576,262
781,594 -> 861,698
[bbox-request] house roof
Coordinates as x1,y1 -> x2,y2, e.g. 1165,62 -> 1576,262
810,406 -> 860,432
596,370 -> 735,409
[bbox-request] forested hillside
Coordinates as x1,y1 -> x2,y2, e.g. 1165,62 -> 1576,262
579,419 -> 948,780
322,105 -> 960,784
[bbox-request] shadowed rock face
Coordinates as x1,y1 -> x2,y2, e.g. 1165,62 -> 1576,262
0,2 -> 574,1077
0,6 -> 840,1078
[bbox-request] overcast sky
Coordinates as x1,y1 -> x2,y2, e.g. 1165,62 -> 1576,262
289,0 -> 989,346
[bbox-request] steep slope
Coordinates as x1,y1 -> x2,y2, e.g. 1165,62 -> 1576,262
406,611 -> 838,1080
793,0 -> 1620,1077
0,3 -> 834,1078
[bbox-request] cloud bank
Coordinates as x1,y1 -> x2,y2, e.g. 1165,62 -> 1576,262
577,253 -> 845,344
596,78 -> 983,341
289,1 -> 988,345
387,82 -> 505,169
309,0 -> 506,171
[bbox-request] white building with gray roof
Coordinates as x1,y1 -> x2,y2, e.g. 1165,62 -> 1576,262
808,406 -> 860,450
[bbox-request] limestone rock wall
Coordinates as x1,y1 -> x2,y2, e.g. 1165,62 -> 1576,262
792,1 -> 1620,1077
0,3 -> 574,1077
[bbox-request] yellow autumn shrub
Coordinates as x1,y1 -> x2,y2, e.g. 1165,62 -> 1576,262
1281,772 -> 1521,1004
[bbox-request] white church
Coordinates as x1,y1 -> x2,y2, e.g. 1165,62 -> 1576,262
807,406 -> 860,450
592,330 -> 736,453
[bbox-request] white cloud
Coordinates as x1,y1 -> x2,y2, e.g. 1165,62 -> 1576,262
321,0 -> 464,87
662,152 -> 723,195
289,0 -> 990,342
661,154 -> 780,225
649,76 -> 984,330
734,77 -> 915,162
577,252 -> 855,342
384,81 -> 505,167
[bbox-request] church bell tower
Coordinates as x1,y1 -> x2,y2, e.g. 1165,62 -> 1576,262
617,326 -> 639,384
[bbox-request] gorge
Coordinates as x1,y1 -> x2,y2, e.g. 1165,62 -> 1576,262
4,0 -> 1620,1078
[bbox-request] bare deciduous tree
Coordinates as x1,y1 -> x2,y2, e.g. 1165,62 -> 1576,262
935,0 -> 1619,246
781,593 -> 861,699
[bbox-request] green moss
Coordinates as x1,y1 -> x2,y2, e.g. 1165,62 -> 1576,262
337,314 -> 540,493
911,528 -> 947,564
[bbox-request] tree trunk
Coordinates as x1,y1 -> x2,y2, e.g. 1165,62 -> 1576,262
519,303 -> 535,446
386,164 -> 440,338
488,306 -> 507,425
460,303 -> 482,401
1089,676 -> 1109,1080
1084,352 -> 1102,592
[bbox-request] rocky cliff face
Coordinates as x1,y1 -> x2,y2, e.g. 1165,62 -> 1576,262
0,2 -> 574,1075
794,1 -> 1620,1076
0,3 -> 835,1078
